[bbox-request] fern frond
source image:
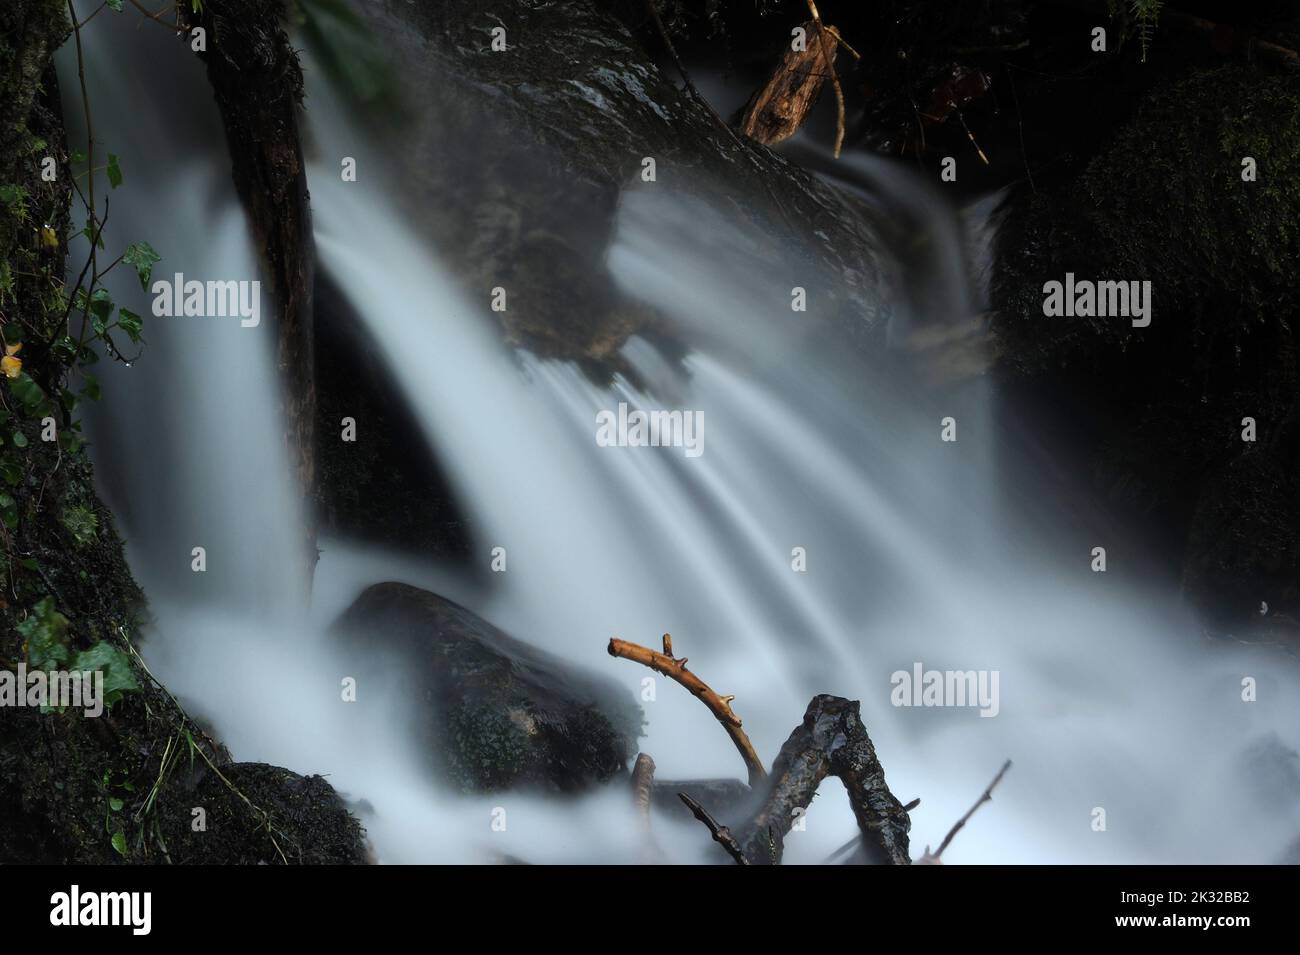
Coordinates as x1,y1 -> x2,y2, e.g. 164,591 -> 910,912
1130,0 -> 1163,62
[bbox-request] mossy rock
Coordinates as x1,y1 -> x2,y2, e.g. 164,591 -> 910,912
331,583 -> 643,794
995,65 -> 1300,373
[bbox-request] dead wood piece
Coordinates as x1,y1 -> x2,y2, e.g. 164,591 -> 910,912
631,752 -> 664,863
740,19 -> 838,148
631,752 -> 656,826
678,793 -> 749,865
738,695 -> 911,865
608,635 -> 766,787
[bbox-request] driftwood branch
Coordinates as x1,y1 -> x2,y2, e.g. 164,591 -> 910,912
678,793 -> 749,865
740,19 -> 838,148
738,695 -> 911,865
921,759 -> 1012,863
608,635 -> 767,787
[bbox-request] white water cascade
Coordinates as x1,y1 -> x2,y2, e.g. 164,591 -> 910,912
62,4 -> 1300,864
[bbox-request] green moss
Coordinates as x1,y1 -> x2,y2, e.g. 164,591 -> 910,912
996,65 -> 1300,373
445,702 -> 531,793
1082,67 -> 1300,319
0,0 -> 367,864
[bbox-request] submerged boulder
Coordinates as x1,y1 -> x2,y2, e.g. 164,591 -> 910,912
331,583 -> 641,793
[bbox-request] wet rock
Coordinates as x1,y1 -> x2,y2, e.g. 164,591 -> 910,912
313,270 -> 474,559
328,0 -> 888,380
651,777 -> 752,821
331,582 -> 642,793
150,762 -> 369,865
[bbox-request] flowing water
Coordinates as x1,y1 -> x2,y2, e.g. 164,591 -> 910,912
59,4 -> 1300,864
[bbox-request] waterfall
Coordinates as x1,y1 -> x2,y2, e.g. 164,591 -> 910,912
62,4 -> 1300,863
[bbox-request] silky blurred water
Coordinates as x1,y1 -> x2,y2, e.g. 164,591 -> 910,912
62,2 -> 1300,864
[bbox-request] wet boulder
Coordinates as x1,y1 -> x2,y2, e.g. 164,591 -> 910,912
331,583 -> 642,793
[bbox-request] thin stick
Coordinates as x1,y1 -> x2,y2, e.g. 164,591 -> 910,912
931,759 -> 1012,860
678,792 -> 748,865
806,0 -> 847,158
609,635 -> 766,787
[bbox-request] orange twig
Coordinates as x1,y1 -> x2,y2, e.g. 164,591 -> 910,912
608,635 -> 767,787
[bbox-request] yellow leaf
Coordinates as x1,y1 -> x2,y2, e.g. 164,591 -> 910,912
1,355 -> 22,379
39,225 -> 58,249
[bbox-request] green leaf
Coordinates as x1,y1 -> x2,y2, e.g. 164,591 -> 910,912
122,241 -> 160,291
106,154 -> 122,189
80,221 -> 105,250
88,288 -> 114,321
17,597 -> 70,670
107,0 -> 124,11
11,431 -> 27,449
69,149 -> 87,165
109,797 -> 124,811
70,641 -> 140,706
53,336 -> 79,363
117,307 -> 143,343
81,373 -> 101,402
111,831 -> 127,857
10,371 -> 46,413
60,505 -> 98,546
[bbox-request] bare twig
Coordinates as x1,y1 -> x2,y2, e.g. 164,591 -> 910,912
608,635 -> 766,787
806,0 -> 848,158
678,792 -> 748,865
644,0 -> 752,155
926,759 -> 1012,862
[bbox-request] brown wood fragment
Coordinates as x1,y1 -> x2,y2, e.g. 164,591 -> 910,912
740,19 -> 839,148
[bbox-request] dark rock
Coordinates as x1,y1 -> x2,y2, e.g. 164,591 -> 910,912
331,582 -> 642,793
991,65 -> 1300,635
313,269 -> 475,560
150,762 -> 369,865
651,777 -> 752,821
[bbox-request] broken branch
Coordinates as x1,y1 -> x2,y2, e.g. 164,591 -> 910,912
738,694 -> 912,865
631,752 -> 656,829
608,635 -> 767,787
678,792 -> 749,865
